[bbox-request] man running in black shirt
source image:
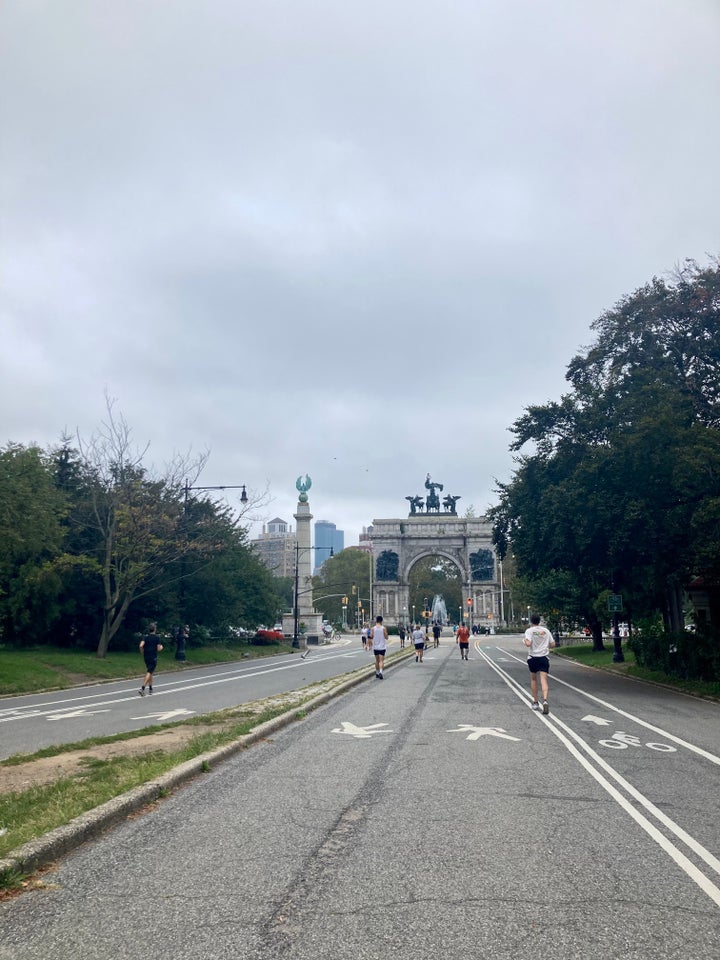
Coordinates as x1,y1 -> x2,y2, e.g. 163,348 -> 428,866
139,623 -> 163,696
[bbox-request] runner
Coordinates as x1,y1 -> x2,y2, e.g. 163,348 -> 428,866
412,622 -> 425,663
456,621 -> 470,660
138,623 -> 163,696
523,614 -> 556,713
432,622 -> 441,647
371,615 -> 388,679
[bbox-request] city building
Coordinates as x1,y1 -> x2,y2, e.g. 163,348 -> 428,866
314,520 -> 344,572
251,518 -> 297,578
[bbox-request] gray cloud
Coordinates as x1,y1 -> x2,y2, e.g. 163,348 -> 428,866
2,0 -> 719,542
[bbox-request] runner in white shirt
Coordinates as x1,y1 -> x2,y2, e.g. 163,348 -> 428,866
371,615 -> 389,679
523,614 -> 556,714
412,624 -> 425,663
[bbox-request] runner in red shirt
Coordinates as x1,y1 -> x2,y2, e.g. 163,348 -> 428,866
456,623 -> 470,660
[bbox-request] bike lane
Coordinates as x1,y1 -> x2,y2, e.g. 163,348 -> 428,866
1,641 -> 718,959
478,637 -> 720,906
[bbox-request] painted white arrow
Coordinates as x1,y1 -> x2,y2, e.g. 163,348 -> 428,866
0,710 -> 43,723
447,725 -> 521,742
130,709 -> 196,722
332,721 -> 393,739
46,709 -> 111,721
581,715 -> 613,726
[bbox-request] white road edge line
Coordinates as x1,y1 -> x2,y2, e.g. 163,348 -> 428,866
496,647 -> 720,767
476,647 -> 720,908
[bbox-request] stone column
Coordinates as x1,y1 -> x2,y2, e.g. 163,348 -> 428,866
282,484 -> 324,648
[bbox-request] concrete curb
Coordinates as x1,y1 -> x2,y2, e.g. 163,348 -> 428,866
0,649 -> 415,881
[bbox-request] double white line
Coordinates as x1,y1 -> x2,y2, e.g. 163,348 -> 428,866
476,645 -> 720,909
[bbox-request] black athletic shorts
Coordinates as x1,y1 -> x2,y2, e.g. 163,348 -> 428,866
144,657 -> 158,673
527,655 -> 550,674
459,641 -> 469,649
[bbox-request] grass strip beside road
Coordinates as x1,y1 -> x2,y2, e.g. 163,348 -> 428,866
555,644 -> 720,700
0,701 -> 294,863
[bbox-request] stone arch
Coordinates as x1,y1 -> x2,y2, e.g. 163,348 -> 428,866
367,514 -> 501,629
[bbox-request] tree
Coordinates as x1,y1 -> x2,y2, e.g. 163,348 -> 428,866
0,444 -> 68,644
312,548 -> 372,625
77,397 -> 209,657
491,257 -> 720,641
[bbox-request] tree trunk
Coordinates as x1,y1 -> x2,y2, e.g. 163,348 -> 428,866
587,613 -> 605,651
665,583 -> 685,634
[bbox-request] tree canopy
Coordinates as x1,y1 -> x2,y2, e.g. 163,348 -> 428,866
0,405 -> 282,655
490,258 -> 720,645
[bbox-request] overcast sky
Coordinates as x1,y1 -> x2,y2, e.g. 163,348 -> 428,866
2,1 -> 719,546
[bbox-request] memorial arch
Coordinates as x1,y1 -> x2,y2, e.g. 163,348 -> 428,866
368,476 -> 503,629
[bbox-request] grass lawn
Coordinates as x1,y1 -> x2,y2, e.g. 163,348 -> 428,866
556,643 -> 720,700
0,643 -> 294,696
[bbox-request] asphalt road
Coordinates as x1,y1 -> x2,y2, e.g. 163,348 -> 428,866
1,634 -> 719,959
0,636 -> 377,760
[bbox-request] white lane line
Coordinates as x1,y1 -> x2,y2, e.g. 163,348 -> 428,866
0,650 -> 370,722
495,648 -> 720,766
548,711 -> 720,880
476,648 -> 720,905
542,711 -> 720,908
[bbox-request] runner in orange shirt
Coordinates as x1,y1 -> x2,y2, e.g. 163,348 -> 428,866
456,622 -> 470,660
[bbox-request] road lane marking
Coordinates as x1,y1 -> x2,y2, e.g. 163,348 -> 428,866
331,722 -> 393,739
0,649 -> 372,723
130,708 -> 196,722
46,708 -> 111,721
447,725 -> 521,742
493,649 -> 720,766
477,647 -> 720,903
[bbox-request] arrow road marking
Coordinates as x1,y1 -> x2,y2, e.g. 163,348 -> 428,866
332,721 -> 393,739
581,715 -> 613,725
0,709 -> 43,723
46,709 -> 112,721
130,709 -> 196,722
447,725 -> 521,742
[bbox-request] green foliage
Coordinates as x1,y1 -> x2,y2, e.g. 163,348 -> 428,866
491,257 -> 720,636
0,403 -> 280,652
312,548 -> 372,623
630,620 -> 720,682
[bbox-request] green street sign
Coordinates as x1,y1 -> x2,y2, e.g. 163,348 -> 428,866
608,594 -> 623,612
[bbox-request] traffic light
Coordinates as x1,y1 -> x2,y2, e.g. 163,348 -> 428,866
467,597 -> 473,607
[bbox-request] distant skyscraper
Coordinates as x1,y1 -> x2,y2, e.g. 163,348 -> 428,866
314,520 -> 344,571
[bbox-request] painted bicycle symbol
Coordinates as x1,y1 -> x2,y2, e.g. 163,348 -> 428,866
599,731 -> 676,753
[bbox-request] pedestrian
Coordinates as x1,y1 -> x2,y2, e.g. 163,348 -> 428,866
139,623 -> 163,696
412,622 -> 425,663
361,625 -> 368,650
432,622 -> 441,647
456,621 -> 470,660
524,614 -> 556,713
371,615 -> 388,679
398,623 -> 406,648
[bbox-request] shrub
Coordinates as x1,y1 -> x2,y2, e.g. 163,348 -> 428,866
252,629 -> 284,645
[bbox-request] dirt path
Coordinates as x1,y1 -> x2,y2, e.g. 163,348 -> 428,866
0,687 -> 324,795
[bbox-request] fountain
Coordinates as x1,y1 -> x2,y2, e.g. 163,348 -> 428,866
431,594 -> 448,625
